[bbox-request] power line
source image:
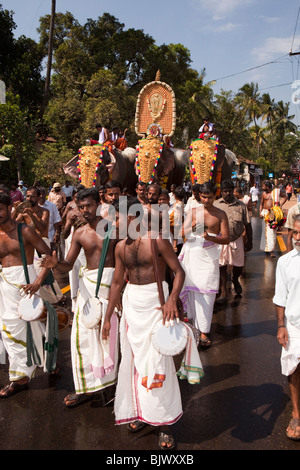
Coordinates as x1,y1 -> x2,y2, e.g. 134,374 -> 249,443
258,82 -> 293,92
211,54 -> 290,82
290,4 -> 300,53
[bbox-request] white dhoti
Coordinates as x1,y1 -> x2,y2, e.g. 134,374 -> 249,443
115,282 -> 203,426
260,210 -> 277,253
0,265 -> 45,381
281,320 -> 300,376
72,267 -> 119,394
179,235 -> 222,334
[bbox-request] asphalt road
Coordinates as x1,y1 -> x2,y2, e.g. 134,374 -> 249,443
0,195 -> 299,455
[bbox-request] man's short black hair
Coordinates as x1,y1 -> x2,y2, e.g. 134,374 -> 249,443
192,183 -> 201,193
174,186 -> 186,200
76,187 -> 100,204
27,186 -> 40,197
105,180 -> 123,191
221,179 -> 234,191
200,181 -> 217,195
147,183 -> 162,195
0,193 -> 12,206
263,180 -> 272,189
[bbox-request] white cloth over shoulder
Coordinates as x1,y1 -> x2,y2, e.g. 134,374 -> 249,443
72,266 -> 119,394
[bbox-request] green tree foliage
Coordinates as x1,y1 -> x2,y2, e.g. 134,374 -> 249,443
0,93 -> 36,182
32,143 -> 74,187
0,4 -> 44,113
1,5 -> 300,184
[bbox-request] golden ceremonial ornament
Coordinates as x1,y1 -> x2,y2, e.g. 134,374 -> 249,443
135,70 -> 176,137
135,71 -> 176,184
189,137 -> 218,184
77,145 -> 104,188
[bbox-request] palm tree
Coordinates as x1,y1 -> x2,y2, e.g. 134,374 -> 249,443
237,82 -> 265,159
236,82 -> 262,126
249,124 -> 268,159
261,93 -> 276,165
273,100 -> 297,138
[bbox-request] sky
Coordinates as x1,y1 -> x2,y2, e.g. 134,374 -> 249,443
3,0 -> 300,128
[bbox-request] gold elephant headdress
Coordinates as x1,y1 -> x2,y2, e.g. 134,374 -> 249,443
189,136 -> 218,184
135,71 -> 176,184
77,145 -> 104,187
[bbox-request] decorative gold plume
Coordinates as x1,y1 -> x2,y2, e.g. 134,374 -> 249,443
155,70 -> 161,81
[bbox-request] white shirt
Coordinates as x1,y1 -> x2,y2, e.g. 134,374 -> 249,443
198,123 -> 214,132
98,128 -> 106,144
62,185 -> 74,198
250,186 -> 259,200
40,200 -> 61,242
273,248 -> 300,329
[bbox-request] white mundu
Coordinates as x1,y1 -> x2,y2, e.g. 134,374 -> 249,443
114,281 -> 203,426
0,265 -> 45,379
71,266 -> 119,394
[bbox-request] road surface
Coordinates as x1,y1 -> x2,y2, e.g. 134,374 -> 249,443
0,194 -> 299,454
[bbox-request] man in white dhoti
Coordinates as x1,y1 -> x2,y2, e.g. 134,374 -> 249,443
62,188 -> 87,314
102,198 -> 204,450
0,193 -> 53,397
42,188 -> 120,407
273,215 -> 300,441
260,181 -> 287,257
180,181 -> 230,346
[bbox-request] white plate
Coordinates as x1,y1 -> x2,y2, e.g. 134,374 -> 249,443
151,320 -> 188,356
82,297 -> 102,329
18,294 -> 45,321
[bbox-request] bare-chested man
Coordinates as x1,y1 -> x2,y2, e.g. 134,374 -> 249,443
102,197 -> 203,450
260,180 -> 287,257
15,185 -> 64,304
41,188 -> 120,407
179,180 -> 230,346
0,192 -> 52,397
15,186 -> 49,238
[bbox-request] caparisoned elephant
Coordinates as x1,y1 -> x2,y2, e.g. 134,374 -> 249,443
188,137 -> 236,195
63,145 -> 138,194
135,136 -> 188,190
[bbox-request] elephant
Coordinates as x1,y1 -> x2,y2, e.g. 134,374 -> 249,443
135,136 -> 188,190
188,137 -> 236,195
63,145 -> 138,194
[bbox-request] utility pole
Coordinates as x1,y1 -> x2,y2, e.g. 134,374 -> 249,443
41,0 -> 56,118
289,50 -> 300,56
